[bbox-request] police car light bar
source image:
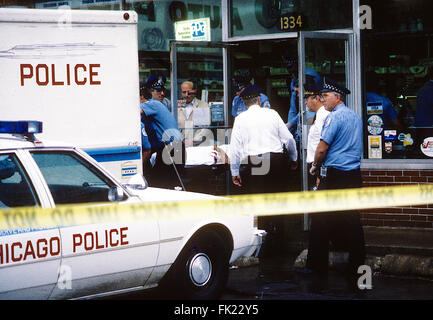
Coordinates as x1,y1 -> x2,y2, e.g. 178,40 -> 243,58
0,121 -> 43,134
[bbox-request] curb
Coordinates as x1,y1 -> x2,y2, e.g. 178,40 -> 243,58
231,256 -> 260,268
294,249 -> 433,279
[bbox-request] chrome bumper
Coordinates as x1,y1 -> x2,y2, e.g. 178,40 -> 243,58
247,229 -> 267,258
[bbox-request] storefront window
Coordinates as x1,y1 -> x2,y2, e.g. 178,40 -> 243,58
230,40 -> 299,124
230,0 -> 352,38
361,0 -> 433,160
128,0 -> 223,93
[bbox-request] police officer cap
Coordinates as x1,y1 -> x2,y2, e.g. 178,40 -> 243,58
240,85 -> 261,100
320,77 -> 350,95
232,76 -> 252,92
281,54 -> 297,69
304,74 -> 322,98
232,69 -> 252,92
146,76 -> 166,90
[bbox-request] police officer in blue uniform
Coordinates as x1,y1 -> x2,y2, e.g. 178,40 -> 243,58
282,55 -> 322,142
231,71 -> 271,118
307,77 -> 365,293
139,84 -> 185,190
146,76 -> 172,112
140,121 -> 152,174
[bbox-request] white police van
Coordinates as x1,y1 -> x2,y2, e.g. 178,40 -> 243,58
0,8 -> 142,182
0,121 -> 265,300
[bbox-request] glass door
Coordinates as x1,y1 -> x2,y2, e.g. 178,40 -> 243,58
298,31 -> 360,230
170,41 -> 233,195
170,41 -> 230,149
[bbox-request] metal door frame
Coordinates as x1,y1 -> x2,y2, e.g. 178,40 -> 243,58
298,31 -> 360,230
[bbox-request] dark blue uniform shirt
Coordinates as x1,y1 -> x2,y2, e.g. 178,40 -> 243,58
414,80 -> 433,127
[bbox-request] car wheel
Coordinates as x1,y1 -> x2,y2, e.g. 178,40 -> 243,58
168,230 -> 230,300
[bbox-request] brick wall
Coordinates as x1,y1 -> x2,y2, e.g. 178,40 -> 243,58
361,169 -> 433,229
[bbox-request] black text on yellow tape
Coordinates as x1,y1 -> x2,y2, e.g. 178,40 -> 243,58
0,184 -> 432,230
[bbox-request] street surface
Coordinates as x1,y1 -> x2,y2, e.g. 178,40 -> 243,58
104,253 -> 433,301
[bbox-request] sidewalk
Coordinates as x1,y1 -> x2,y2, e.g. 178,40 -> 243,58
288,226 -> 433,278
363,226 -> 433,278
364,226 -> 433,256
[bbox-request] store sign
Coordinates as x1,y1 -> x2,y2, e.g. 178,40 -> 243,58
384,130 -> 397,141
175,18 -> 211,41
366,102 -> 383,115
420,137 -> 433,157
210,102 -> 224,123
368,135 -> 382,159
367,115 -> 383,135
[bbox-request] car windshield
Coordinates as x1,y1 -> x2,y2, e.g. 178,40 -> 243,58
31,151 -> 120,205
0,153 -> 39,208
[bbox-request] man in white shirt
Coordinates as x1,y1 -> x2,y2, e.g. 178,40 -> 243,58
305,81 -> 329,190
178,81 -> 211,147
229,85 -> 298,194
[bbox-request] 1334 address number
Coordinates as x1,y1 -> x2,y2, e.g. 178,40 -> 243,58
279,14 -> 303,31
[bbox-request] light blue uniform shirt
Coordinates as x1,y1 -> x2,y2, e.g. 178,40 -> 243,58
140,99 -> 182,150
232,93 -> 271,118
320,103 -> 363,171
288,68 -> 321,141
140,122 -> 151,151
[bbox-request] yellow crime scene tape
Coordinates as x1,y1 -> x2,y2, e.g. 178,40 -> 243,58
1,184 -> 433,230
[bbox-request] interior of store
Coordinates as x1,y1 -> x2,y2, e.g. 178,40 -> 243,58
362,0 -> 433,159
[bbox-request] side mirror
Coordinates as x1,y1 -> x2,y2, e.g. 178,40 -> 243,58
123,174 -> 148,191
108,186 -> 124,202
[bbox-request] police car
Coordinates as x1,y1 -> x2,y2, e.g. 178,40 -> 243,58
0,121 -> 264,300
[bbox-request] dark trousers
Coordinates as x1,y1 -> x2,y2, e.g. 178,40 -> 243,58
240,152 -> 292,255
306,167 -> 365,280
240,152 -> 292,195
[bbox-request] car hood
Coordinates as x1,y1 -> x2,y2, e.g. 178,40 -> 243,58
127,186 -> 223,203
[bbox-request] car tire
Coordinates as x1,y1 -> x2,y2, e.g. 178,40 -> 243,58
166,230 -> 230,300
